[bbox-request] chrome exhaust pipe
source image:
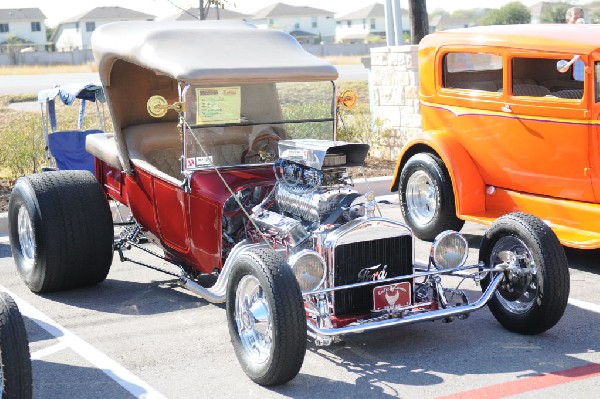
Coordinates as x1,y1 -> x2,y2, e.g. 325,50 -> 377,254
307,274 -> 503,337
177,241 -> 265,303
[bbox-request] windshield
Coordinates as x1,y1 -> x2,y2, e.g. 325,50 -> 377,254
182,81 -> 335,169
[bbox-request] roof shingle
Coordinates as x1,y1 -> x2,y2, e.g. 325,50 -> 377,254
0,8 -> 46,21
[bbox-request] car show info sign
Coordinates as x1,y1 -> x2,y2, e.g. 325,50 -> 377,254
195,86 -> 241,125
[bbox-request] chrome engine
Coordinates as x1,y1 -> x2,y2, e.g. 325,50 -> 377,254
250,139 -> 371,246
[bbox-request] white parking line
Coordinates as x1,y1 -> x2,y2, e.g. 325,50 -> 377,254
1,287 -> 167,399
30,341 -> 70,360
569,298 -> 600,314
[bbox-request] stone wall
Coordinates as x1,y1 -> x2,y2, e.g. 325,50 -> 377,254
369,45 -> 421,161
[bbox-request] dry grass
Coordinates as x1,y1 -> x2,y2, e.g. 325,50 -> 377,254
0,63 -> 98,75
320,55 -> 364,65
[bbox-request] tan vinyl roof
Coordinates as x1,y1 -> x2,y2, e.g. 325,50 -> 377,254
92,20 -> 338,85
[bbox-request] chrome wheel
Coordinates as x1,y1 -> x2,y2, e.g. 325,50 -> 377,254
17,205 -> 35,271
490,235 -> 538,314
405,170 -> 437,224
234,275 -> 272,364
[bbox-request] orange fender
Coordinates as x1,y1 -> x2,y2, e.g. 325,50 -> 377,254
391,130 -> 485,216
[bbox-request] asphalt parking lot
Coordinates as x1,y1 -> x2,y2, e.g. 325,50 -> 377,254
1,201 -> 600,398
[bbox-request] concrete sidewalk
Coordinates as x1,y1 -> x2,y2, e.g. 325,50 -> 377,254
0,176 -> 395,238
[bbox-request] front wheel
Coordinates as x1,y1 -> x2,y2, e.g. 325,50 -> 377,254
480,213 -> 570,335
399,153 -> 464,241
0,292 -> 33,398
226,247 -> 306,386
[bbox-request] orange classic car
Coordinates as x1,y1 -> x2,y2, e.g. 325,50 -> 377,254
392,24 -> 600,249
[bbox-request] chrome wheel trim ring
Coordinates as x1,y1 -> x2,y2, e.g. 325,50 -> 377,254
17,205 -> 35,271
406,170 -> 437,225
491,236 -> 538,314
235,274 -> 273,365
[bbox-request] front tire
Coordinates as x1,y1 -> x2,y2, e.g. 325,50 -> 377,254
0,292 -> 33,398
226,247 -> 306,386
399,153 -> 464,241
480,213 -> 570,335
8,171 -> 114,293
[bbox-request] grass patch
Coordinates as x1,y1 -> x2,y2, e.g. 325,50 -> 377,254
321,55 -> 364,65
0,94 -> 37,106
0,63 -> 98,75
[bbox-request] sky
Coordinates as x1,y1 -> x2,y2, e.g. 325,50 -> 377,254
2,0 -> 554,27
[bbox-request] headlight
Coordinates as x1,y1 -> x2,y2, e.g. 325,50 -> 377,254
430,231 -> 468,270
288,250 -> 326,292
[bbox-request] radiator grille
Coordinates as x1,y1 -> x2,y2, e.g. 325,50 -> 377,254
333,235 -> 412,316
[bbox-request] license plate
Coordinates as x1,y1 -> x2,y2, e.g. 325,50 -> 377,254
373,282 -> 412,311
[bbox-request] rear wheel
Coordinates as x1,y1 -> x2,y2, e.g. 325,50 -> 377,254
226,247 -> 306,386
0,292 -> 32,398
480,213 -> 570,334
399,153 -> 464,241
8,171 -> 114,293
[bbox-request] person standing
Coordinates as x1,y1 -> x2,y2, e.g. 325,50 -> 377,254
565,7 -> 585,24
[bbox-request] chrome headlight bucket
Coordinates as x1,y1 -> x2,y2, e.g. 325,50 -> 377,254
430,231 -> 468,270
288,250 -> 326,292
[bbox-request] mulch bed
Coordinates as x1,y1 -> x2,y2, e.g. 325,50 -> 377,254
0,179 -> 11,213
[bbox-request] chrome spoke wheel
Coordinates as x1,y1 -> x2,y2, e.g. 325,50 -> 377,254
406,170 -> 437,224
235,275 -> 273,364
490,236 -> 538,314
17,205 -> 35,271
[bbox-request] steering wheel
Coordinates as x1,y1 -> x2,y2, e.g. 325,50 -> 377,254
242,131 -> 280,164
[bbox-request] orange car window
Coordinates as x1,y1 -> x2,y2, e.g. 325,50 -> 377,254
443,52 -> 503,93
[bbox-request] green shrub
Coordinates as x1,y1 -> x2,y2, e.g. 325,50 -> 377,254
337,104 -> 390,153
0,111 -> 46,178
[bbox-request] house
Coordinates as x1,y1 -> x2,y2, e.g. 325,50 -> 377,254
335,3 -> 402,43
251,2 -> 336,44
0,8 -> 47,51
160,6 -> 251,21
429,14 -> 473,32
51,6 -> 154,51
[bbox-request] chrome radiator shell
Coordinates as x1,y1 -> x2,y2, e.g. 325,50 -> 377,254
321,217 -> 414,316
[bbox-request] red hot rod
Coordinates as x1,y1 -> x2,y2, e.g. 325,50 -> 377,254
8,21 -> 570,386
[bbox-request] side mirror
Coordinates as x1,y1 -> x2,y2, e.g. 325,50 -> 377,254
557,60 -> 569,73
557,55 -> 581,74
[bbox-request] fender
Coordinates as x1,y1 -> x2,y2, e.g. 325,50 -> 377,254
391,130 -> 485,216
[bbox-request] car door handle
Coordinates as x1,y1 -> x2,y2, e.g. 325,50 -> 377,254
501,104 -> 512,113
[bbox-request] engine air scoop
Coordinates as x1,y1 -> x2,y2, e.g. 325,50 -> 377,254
278,139 -> 369,170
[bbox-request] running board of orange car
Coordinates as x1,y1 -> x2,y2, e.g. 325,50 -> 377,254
461,186 -> 600,249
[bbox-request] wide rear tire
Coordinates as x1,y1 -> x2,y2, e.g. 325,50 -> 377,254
479,213 -> 569,335
8,171 -> 114,293
226,247 -> 306,386
0,292 -> 32,399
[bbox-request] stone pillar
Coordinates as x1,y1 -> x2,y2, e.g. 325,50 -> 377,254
369,45 -> 421,161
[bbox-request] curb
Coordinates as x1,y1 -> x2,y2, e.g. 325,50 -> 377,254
0,176 -> 394,238
0,212 -> 6,237
353,175 -> 393,197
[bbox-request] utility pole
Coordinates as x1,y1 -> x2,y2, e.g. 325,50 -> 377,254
199,0 -> 205,20
408,0 -> 429,44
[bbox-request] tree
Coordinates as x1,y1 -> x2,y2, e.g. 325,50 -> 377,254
408,0 -> 429,44
198,0 -> 227,19
540,2 -> 570,23
481,2 -> 531,25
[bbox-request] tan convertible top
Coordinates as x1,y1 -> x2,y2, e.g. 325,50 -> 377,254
91,21 -> 338,175
92,20 -> 338,85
